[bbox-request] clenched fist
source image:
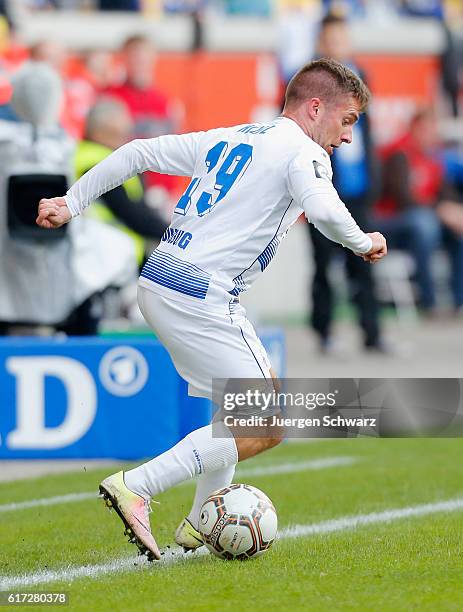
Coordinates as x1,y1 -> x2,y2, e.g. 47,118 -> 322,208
36,197 -> 71,229
361,232 -> 387,263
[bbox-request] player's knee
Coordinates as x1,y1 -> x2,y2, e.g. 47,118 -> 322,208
262,435 -> 283,451
235,432 -> 283,461
259,423 -> 284,451
240,435 -> 281,459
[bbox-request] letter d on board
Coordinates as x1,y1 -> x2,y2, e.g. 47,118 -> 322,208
6,356 -> 97,449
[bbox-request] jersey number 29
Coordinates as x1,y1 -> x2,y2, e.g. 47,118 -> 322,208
174,141 -> 253,217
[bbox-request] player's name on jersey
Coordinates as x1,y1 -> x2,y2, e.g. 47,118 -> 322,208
160,228 -> 192,249
236,124 -> 276,135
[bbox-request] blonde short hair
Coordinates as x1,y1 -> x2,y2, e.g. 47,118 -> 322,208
284,58 -> 370,112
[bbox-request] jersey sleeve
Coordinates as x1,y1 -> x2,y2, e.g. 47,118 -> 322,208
287,149 -> 372,254
65,132 -> 203,217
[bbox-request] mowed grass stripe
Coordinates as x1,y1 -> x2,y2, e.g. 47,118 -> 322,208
0,456 -> 357,513
1,496 -> 462,589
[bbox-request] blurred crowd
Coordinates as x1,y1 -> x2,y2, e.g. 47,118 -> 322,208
302,10 -> 463,355
4,0 -> 461,19
0,0 -> 462,343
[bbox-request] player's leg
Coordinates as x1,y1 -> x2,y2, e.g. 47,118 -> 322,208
175,465 -> 235,550
122,409 -> 282,504
178,364 -> 281,544
176,375 -> 283,549
123,421 -> 239,499
164,298 -> 285,544
104,414 -> 281,555
174,426 -> 283,551
100,418 -> 239,559
100,288 -> 280,558
171,325 -> 282,549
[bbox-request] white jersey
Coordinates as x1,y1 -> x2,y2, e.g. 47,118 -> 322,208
66,116 -> 372,308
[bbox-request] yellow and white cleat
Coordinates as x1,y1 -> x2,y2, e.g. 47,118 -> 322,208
99,471 -> 160,561
175,518 -> 204,552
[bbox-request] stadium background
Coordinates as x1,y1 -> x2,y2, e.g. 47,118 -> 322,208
0,0 -> 462,457
0,0 -> 461,455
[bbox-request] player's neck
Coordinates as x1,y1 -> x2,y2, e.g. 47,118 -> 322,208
281,110 -> 314,140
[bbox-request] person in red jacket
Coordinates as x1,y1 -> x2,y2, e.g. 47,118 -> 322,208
103,35 -> 181,201
375,108 -> 446,312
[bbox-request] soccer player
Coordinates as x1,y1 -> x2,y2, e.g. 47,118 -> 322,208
36,58 -> 387,561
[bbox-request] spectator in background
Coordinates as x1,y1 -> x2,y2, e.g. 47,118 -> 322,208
307,12 -> 384,352
28,40 -> 67,71
277,0 -> 320,91
375,107 -> 463,314
103,35 -> 181,203
436,138 -> 463,314
82,49 -> 119,91
76,98 -> 167,267
29,40 -> 97,139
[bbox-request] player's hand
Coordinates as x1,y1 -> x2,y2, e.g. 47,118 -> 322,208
360,232 -> 387,264
36,197 -> 72,229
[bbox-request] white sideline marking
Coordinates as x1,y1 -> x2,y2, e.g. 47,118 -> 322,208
0,456 -> 356,513
0,492 -> 95,513
1,496 -> 462,589
237,455 -> 356,477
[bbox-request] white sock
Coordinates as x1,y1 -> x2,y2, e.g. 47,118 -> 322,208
187,465 -> 236,530
124,423 -> 238,499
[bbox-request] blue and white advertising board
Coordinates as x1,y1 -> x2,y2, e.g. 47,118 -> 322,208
0,330 -> 285,460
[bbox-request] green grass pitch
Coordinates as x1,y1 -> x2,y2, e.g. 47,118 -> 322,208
1,438 -> 462,611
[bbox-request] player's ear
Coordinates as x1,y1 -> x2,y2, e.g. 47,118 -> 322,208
307,97 -> 322,121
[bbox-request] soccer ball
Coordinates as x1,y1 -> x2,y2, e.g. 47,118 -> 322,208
198,484 -> 277,560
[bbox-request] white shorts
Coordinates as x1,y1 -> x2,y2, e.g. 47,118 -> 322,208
137,284 -> 272,401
